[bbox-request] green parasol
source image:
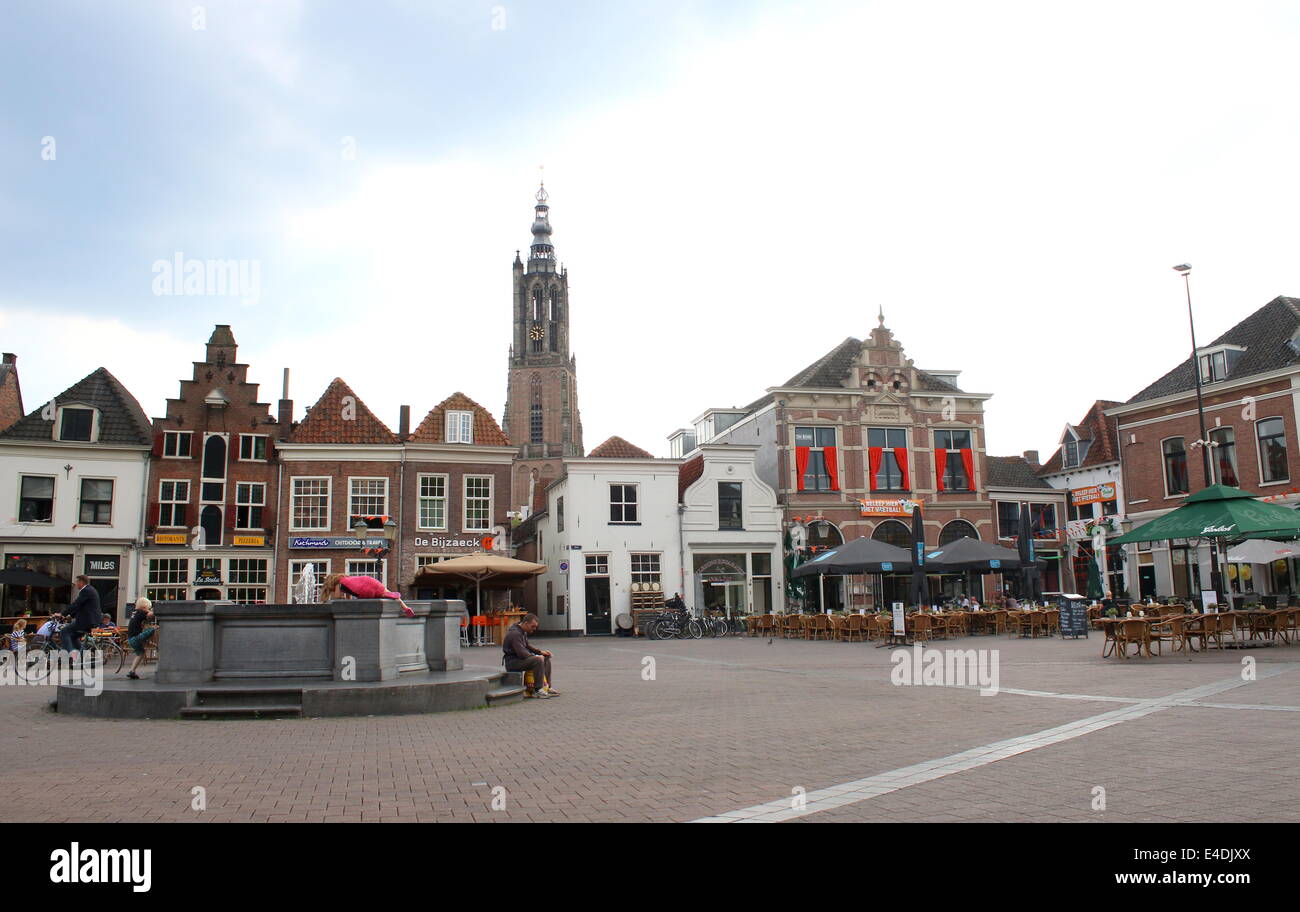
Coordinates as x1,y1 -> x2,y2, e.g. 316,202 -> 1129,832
1085,554 -> 1104,600
1110,485 -> 1300,544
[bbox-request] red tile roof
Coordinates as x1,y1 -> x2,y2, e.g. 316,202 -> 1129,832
408,392 -> 510,446
1039,400 -> 1124,475
288,378 -> 399,444
678,454 -> 704,500
587,436 -> 654,459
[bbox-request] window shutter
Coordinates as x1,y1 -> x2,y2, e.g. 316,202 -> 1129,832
150,503 -> 160,527
226,505 -> 237,529
265,439 -> 275,463
152,433 -> 164,458
191,434 -> 201,459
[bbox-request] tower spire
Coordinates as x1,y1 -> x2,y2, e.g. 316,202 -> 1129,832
528,178 -> 555,272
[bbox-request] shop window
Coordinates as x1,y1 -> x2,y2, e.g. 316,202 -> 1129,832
18,476 -> 54,523
1257,418 -> 1289,483
631,553 -> 661,588
934,429 -> 973,492
872,520 -> 910,549
1162,437 -> 1189,495
794,426 -> 838,492
867,427 -> 908,491
1030,503 -> 1057,536
148,558 -> 188,586
939,520 -> 978,545
718,482 -> 743,530
229,559 -> 268,586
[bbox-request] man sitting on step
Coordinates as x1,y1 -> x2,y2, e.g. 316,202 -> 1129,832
502,613 -> 559,699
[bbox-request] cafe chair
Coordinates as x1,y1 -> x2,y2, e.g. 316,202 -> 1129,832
1148,616 -> 1187,655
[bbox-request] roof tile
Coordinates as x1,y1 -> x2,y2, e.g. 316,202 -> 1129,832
0,367 -> 152,446
408,392 -> 510,446
588,436 -> 654,459
288,378 -> 399,444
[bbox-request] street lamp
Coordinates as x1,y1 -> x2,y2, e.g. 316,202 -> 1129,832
1173,263 -> 1225,601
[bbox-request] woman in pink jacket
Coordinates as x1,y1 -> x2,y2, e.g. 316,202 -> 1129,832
320,573 -> 415,617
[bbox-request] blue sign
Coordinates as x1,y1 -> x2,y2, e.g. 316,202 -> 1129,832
880,562 -> 893,571
915,542 -> 926,567
989,559 -> 1001,569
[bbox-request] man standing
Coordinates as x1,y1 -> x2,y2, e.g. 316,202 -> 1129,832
64,575 -> 101,659
502,613 -> 560,698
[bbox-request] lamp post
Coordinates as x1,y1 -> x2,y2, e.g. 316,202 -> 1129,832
1173,263 -> 1225,602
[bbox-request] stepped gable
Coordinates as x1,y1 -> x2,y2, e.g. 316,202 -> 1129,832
287,378 -> 398,444
409,392 -> 510,445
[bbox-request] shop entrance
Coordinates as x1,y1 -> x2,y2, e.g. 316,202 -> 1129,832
701,579 -> 746,617
90,578 -> 120,622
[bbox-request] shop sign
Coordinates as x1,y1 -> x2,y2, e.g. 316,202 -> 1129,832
154,534 -> 188,545
289,537 -> 383,549
857,498 -> 922,517
696,558 -> 745,578
194,571 -> 222,586
232,535 -> 266,547
84,555 -> 119,576
412,536 -> 485,549
1070,483 -> 1117,506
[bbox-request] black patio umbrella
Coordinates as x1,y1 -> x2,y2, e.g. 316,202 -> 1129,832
791,537 -> 911,576
909,507 -> 928,609
0,568 -> 68,588
1017,508 -> 1041,601
923,536 -> 1022,572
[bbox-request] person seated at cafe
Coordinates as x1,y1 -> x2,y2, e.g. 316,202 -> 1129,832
98,613 -> 116,630
7,618 -> 27,654
502,613 -> 559,699
319,573 -> 415,617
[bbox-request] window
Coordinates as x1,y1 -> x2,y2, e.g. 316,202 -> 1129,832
1068,498 -> 1093,522
158,480 -> 189,527
1257,418 -> 1289,483
872,520 -> 911,549
1199,350 -> 1229,383
58,407 -> 94,442
1162,437 -> 1189,495
1029,503 -> 1057,535
1101,497 -> 1119,517
78,479 -> 113,525
718,482 -> 743,530
18,476 -> 54,523
556,496 -> 564,533
291,478 -> 330,531
464,476 -> 492,531
609,484 -> 638,524
227,588 -> 267,604
794,426 -> 838,492
229,559 -> 268,585
585,554 -> 609,576
235,483 -> 265,529
1063,438 -> 1079,468
934,429 -> 974,492
163,431 -> 192,458
996,501 -> 1020,539
349,478 -> 388,529
239,434 -> 268,461
867,428 -> 908,491
148,558 -> 188,586
1210,427 -> 1238,486
417,475 -> 448,530
446,411 -> 473,444
202,434 -> 227,480
530,404 -> 543,444
631,553 -> 661,588
145,587 -> 187,602
346,559 -> 385,585
939,520 -> 979,545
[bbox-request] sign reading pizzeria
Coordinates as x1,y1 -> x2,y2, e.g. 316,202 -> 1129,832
858,498 -> 922,517
1070,483 -> 1117,506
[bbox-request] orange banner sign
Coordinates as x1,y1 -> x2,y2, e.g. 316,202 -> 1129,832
1070,483 -> 1117,506
857,498 -> 922,517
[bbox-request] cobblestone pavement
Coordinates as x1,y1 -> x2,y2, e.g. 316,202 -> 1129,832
1,634 -> 1296,822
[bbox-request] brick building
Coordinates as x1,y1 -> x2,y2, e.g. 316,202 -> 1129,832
985,454 -> 1068,597
140,326 -> 283,603
688,313 -> 1012,607
1107,295 -> 1300,601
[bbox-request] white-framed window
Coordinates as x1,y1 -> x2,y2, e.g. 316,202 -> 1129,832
630,553 -> 661,587
289,560 -> 328,604
795,426 -> 838,491
229,558 -> 268,585
238,434 -> 269,461
463,475 -> 492,531
1257,417 -> 1290,483
78,478 -> 113,525
417,474 -> 448,530
609,484 -> 638,524
585,554 -> 609,576
56,406 -> 97,442
163,430 -> 192,458
349,477 -> 388,529
227,587 -> 267,604
291,477 -> 331,531
415,555 -> 449,572
1162,436 -> 1189,496
235,482 -> 265,529
158,480 -> 190,527
346,559 -> 386,585
18,475 -> 54,524
148,558 -> 188,586
446,410 -> 474,444
144,587 -> 187,601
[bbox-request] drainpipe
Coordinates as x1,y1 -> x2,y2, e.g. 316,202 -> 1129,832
677,501 -> 686,606
274,457 -> 284,601
137,448 -> 150,602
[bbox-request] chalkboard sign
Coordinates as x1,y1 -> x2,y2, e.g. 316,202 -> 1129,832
1056,595 -> 1089,639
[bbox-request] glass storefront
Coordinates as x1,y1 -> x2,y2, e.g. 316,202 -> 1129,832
3,553 -> 73,617
692,552 -> 777,617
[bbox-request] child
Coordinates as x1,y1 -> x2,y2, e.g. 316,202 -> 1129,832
7,619 -> 27,656
125,597 -> 157,680
319,573 -> 415,617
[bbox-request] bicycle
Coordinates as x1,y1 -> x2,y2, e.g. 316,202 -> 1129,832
645,607 -> 701,640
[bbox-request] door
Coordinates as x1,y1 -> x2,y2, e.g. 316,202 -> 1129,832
90,578 -> 119,623
584,577 -> 611,635
1139,566 -> 1156,600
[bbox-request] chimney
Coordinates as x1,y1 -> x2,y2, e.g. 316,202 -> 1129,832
276,368 -> 293,440
1023,450 -> 1040,465
2,353 -> 14,366
398,404 -> 411,440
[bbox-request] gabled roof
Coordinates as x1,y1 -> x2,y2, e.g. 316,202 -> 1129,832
779,336 -> 965,392
986,455 -> 1055,490
1039,400 -> 1123,475
0,367 -> 152,446
1126,296 -> 1300,403
678,454 -> 704,500
408,392 -> 510,446
288,378 -> 398,444
587,436 -> 654,459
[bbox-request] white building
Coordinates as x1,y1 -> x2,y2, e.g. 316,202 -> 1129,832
0,368 -> 154,621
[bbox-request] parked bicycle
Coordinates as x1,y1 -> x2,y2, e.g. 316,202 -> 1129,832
644,606 -> 702,640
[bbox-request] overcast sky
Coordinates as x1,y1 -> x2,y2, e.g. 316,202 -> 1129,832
4,0 -> 1300,460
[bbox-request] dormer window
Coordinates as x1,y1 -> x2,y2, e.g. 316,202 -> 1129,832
1063,439 -> 1079,468
1198,345 -> 1245,384
446,411 -> 473,444
56,406 -> 96,442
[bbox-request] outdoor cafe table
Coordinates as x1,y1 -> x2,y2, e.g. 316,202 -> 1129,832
1096,615 -> 1168,657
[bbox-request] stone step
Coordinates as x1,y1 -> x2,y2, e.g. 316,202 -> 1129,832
193,689 -> 304,708
485,686 -> 525,705
179,705 -> 303,720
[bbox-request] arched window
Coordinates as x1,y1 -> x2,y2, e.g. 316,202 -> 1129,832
872,519 -> 911,549
548,287 -> 561,321
939,520 -> 979,545
806,520 -> 843,550
532,286 -> 543,323
200,504 -> 223,548
202,435 -> 226,480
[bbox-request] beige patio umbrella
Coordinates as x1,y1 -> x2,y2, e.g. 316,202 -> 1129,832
413,552 -> 546,617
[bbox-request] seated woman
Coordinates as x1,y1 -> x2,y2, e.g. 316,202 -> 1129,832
320,573 -> 415,617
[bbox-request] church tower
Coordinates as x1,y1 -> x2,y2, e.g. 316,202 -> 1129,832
503,184 -> 584,514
